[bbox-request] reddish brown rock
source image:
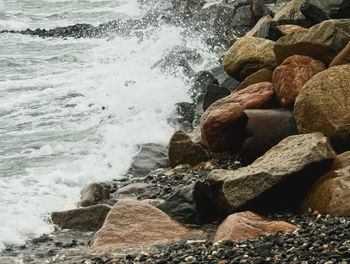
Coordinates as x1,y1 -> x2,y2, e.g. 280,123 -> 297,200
236,68 -> 273,91
90,199 -> 205,253
300,152 -> 350,216
201,82 -> 277,152
213,211 -> 299,244
276,25 -> 307,35
294,64 -> 350,153
272,55 -> 326,107
330,41 -> 350,67
168,130 -> 208,167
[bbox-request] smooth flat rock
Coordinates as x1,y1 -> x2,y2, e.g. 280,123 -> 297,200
213,211 -> 299,244
272,55 -> 325,107
294,64 -> 350,153
209,133 -> 336,213
51,204 -> 111,232
90,199 -> 205,253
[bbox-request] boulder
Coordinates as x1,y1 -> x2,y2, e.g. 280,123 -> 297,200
272,55 -> 326,107
157,182 -> 217,227
232,5 -> 256,27
222,37 -> 278,81
127,143 -> 168,177
168,130 -> 208,167
220,76 -> 241,92
236,68 -> 273,91
78,183 -> 109,207
51,205 -> 111,232
213,5 -> 237,40
209,133 -> 336,213
90,200 -> 205,253
213,211 -> 299,244
301,0 -> 350,24
294,64 -> 350,153
330,40 -> 350,67
240,109 -> 298,165
300,152 -> 350,216
257,20 -> 284,41
252,0 -> 276,18
189,71 -> 218,101
272,0 -> 306,22
245,16 -> 273,37
173,102 -> 196,131
203,84 -> 231,111
201,82 -> 277,152
274,19 -> 350,65
116,182 -> 151,195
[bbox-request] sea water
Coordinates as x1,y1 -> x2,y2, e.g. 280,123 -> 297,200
0,0 -> 217,249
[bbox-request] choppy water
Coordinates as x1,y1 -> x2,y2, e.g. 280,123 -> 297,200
0,0 -> 217,249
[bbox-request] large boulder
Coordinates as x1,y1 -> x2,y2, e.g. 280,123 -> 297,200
222,37 -> 278,81
201,82 -> 277,152
78,183 -> 109,207
90,200 -> 205,253
236,68 -> 273,91
274,19 -> 350,65
294,64 -> 350,153
272,0 -> 306,22
330,40 -> 350,67
157,181 -> 217,227
213,211 -> 299,244
240,108 -> 298,165
51,204 -> 111,232
168,130 -> 208,167
301,0 -> 350,24
209,133 -> 336,213
300,152 -> 350,216
272,55 -> 326,107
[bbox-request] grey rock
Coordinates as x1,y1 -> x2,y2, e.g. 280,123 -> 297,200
209,133 -> 336,213
79,183 -> 109,207
203,84 -> 230,111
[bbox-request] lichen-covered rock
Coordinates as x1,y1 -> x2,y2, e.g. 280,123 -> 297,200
272,55 -> 325,107
201,82 -> 276,152
274,19 -> 350,65
168,130 -> 208,167
294,64 -> 350,153
223,37 -> 278,81
213,211 -> 299,244
209,133 -> 336,213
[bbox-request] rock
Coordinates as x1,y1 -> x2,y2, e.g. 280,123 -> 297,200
232,5 -> 256,27
203,84 -> 231,111
274,19 -> 350,65
213,5 -> 237,40
257,20 -> 284,41
330,40 -> 350,67
220,76 -> 241,92
51,205 -> 111,232
173,102 -> 196,131
276,24 -> 307,35
157,181 -> 217,226
301,0 -> 350,24
240,108 -> 298,165
127,143 -> 168,177
253,0 -> 276,18
272,55 -> 326,107
190,125 -> 204,145
213,211 -> 299,244
245,15 -> 273,37
201,82 -> 277,152
209,133 -> 336,213
236,68 -> 273,91
294,64 -> 350,153
189,71 -> 218,101
116,182 -> 151,195
90,199 -> 205,253
192,93 -> 205,128
272,0 -> 306,22
223,37 -> 278,81
78,183 -> 109,208
300,152 -> 350,216
168,130 -> 208,167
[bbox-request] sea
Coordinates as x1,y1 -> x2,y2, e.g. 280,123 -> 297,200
0,0 -> 218,249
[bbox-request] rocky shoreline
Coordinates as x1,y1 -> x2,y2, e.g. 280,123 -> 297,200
2,0 -> 350,263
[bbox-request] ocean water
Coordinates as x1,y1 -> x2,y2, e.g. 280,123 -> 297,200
0,0 -> 217,249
